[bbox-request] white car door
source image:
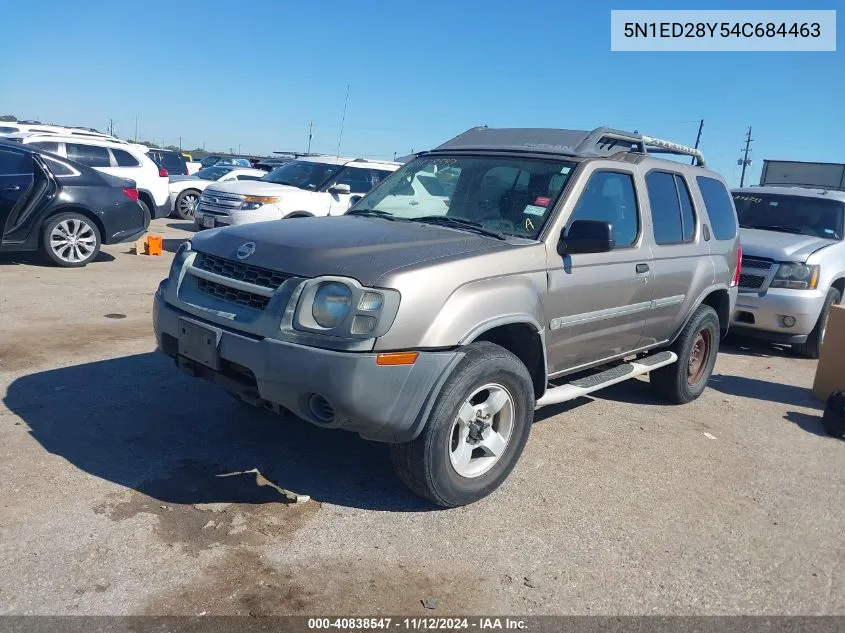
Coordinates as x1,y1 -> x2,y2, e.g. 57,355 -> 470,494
325,167 -> 387,216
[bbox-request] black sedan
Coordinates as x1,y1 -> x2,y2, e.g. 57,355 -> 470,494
0,141 -> 148,267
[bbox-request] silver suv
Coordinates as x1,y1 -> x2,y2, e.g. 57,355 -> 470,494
153,127 -> 741,506
731,186 -> 844,357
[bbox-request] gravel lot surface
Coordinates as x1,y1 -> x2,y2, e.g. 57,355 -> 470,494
1,218 -> 843,616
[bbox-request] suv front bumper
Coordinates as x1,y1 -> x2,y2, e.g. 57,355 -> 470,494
153,293 -> 461,443
730,288 -> 827,343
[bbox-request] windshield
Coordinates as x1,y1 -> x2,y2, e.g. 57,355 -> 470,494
200,156 -> 220,168
347,155 -> 576,239
195,166 -> 233,180
260,160 -> 342,190
733,192 -> 844,239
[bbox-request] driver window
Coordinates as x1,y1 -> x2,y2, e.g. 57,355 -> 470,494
567,171 -> 639,247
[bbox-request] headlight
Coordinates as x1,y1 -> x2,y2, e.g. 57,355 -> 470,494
312,282 -> 353,328
770,262 -> 819,290
241,195 -> 280,211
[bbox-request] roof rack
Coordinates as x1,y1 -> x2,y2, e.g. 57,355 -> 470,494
433,127 -> 705,166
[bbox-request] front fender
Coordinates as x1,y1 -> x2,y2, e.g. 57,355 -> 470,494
418,272 -> 547,348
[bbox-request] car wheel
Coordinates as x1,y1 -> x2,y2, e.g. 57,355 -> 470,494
174,189 -> 200,220
650,304 -> 720,404
40,212 -> 102,268
389,342 -> 534,507
138,198 -> 153,229
794,288 -> 841,359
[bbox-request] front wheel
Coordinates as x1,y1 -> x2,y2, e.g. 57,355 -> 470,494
650,304 -> 720,404
794,288 -> 841,359
389,342 -> 535,507
40,212 -> 102,267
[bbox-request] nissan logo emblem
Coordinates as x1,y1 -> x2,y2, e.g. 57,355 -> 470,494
236,242 -> 256,260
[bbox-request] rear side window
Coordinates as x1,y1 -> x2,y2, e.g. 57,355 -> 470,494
29,141 -> 60,154
160,152 -> 186,172
645,171 -> 697,244
67,143 -> 111,168
112,148 -> 141,167
0,148 -> 33,175
0,126 -> 19,134
43,156 -> 76,177
696,176 -> 738,240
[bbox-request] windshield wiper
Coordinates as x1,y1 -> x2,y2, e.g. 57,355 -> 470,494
346,209 -> 401,221
411,215 -> 506,240
746,224 -> 803,234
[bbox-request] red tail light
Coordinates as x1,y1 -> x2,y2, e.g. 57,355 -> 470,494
731,247 -> 742,287
159,168 -> 168,178
122,187 -> 139,202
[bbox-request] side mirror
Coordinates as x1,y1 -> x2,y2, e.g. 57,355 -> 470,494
328,183 -> 352,195
558,219 -> 615,256
349,194 -> 363,205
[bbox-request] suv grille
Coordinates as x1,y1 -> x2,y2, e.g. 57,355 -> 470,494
194,252 -> 289,289
196,277 -> 270,311
739,256 -> 773,291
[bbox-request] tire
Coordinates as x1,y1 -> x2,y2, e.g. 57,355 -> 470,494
794,288 -> 841,359
389,342 -> 535,507
173,189 -> 200,220
651,304 -> 720,404
138,198 -> 153,229
40,212 -> 102,268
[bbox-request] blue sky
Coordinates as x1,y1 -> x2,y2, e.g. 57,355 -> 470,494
1,0 -> 842,185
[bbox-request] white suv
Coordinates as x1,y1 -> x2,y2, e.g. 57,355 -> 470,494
18,134 -> 170,221
193,156 -> 400,229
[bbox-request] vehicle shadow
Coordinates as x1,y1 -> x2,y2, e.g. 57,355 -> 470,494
708,373 -> 821,409
783,411 -> 829,438
163,238 -> 190,253
166,222 -> 196,232
0,251 -> 116,266
4,353 -> 436,512
720,335 -> 798,359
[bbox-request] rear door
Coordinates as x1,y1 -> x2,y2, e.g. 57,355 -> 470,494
641,169 -> 712,346
543,163 -> 654,372
0,147 -> 35,245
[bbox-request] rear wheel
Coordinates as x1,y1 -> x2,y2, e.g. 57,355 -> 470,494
173,189 -> 200,220
794,288 -> 841,359
40,212 -> 101,268
651,304 -> 720,404
390,342 -> 534,507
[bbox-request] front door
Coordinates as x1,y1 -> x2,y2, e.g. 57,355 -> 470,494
544,165 -> 654,374
0,148 -> 35,245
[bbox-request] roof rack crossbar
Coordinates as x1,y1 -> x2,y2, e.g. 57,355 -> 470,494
640,135 -> 705,166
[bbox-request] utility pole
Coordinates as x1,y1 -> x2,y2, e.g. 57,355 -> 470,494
691,119 -> 704,164
739,126 -> 753,187
108,118 -> 114,136
307,121 -> 313,154
134,116 -> 139,142
179,136 -> 182,151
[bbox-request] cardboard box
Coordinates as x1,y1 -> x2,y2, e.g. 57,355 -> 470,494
812,304 -> 845,400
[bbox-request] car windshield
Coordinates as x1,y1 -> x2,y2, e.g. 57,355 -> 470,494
260,160 -> 341,190
733,192 -> 845,239
195,166 -> 233,180
347,155 -> 577,239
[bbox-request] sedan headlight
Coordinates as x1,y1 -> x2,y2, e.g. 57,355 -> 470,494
770,262 -> 820,290
241,195 -> 280,211
291,276 -> 401,339
312,282 -> 353,328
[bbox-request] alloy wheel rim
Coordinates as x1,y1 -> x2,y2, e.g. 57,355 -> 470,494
50,219 -> 96,263
179,193 -> 198,217
687,329 -> 712,385
448,383 -> 515,479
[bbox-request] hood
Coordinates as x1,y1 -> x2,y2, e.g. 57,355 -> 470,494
739,228 -> 837,262
190,216 -> 514,286
205,180 -> 303,197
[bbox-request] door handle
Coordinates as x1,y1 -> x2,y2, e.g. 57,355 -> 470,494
636,263 -> 649,274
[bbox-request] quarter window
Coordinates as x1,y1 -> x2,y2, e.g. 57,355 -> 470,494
568,171 -> 639,247
66,143 -> 111,168
697,176 -> 738,240
112,148 -> 141,167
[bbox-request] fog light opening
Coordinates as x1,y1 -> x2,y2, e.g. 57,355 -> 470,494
308,394 -> 335,424
781,315 -> 797,328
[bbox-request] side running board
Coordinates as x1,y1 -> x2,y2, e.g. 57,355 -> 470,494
535,350 -> 677,409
